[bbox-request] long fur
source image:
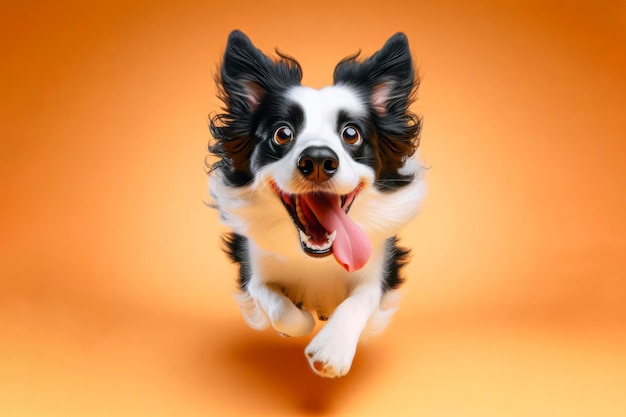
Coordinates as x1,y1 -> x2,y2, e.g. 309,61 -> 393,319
208,30 -> 425,378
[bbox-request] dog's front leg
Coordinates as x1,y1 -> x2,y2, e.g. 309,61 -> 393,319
246,278 -> 316,337
304,283 -> 382,378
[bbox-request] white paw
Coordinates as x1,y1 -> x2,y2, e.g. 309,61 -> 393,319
269,305 -> 315,337
304,325 -> 358,378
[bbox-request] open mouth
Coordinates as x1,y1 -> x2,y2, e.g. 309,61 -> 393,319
271,182 -> 372,272
273,185 -> 359,256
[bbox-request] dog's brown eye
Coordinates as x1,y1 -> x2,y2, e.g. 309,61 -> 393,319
274,126 -> 294,145
341,125 -> 362,145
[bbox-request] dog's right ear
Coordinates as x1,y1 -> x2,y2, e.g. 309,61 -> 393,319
220,30 -> 302,112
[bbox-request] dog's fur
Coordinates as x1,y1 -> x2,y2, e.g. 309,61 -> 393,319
208,30 -> 425,377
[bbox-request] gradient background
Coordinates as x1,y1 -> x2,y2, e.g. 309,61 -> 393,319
1,0 -> 625,415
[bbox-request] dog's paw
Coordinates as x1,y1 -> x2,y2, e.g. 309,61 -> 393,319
270,306 -> 315,337
304,326 -> 357,378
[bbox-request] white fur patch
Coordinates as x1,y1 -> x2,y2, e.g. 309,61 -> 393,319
233,290 -> 269,330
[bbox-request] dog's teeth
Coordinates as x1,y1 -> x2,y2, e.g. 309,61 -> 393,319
298,229 -> 334,252
299,230 -> 314,246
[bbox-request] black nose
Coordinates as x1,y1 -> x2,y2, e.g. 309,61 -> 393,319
297,146 -> 339,183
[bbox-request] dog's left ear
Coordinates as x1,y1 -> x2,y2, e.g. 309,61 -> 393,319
333,32 -> 415,118
334,33 -> 421,187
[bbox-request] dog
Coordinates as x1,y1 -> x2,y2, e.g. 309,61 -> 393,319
208,30 -> 425,378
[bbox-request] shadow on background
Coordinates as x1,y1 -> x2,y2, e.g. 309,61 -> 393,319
191,322 -> 389,415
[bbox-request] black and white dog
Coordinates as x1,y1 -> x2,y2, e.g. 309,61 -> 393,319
208,30 -> 425,377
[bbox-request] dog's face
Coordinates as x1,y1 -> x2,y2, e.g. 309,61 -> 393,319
210,31 -> 421,272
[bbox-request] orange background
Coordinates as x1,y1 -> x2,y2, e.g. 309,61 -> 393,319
1,0 -> 625,415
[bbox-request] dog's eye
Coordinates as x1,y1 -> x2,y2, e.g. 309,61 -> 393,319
273,126 -> 294,145
341,125 -> 362,145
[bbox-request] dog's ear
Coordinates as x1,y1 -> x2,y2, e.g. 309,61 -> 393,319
333,33 -> 421,189
333,32 -> 415,118
220,30 -> 302,112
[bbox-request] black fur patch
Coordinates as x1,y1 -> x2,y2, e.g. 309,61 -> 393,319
382,236 -> 411,292
249,101 -> 304,172
222,232 -> 251,290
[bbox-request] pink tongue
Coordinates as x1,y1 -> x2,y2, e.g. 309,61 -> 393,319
303,194 -> 372,272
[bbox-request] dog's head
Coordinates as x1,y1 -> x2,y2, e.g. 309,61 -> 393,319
210,30 -> 422,272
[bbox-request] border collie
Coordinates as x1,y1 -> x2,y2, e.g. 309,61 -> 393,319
208,30 -> 425,377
